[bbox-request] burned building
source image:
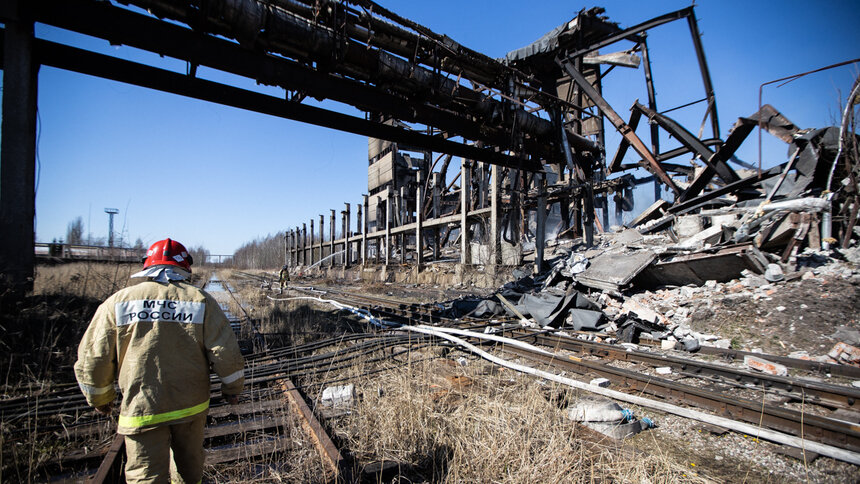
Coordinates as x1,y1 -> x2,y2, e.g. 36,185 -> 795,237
1,0 -> 857,295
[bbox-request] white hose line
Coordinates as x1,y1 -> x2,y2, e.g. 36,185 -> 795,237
410,325 -> 554,356
404,325 -> 860,465
272,295 -> 394,328
272,296 -> 860,464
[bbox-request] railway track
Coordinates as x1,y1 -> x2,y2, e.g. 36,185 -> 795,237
6,272 -> 859,480
281,283 -> 860,462
3,273 -> 434,482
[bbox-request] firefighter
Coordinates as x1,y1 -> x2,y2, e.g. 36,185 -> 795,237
278,263 -> 290,292
75,238 -> 244,483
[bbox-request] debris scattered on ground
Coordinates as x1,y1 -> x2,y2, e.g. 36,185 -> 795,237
321,384 -> 356,408
565,397 -> 655,440
744,355 -> 789,376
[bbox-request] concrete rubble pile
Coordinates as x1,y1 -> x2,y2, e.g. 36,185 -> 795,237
441,106 -> 860,369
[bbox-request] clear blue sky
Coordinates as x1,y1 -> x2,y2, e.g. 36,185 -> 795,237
22,0 -> 860,254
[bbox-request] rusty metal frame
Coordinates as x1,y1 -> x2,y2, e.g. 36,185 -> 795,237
565,5 -> 719,141
632,101 -> 739,184
557,56 -> 679,195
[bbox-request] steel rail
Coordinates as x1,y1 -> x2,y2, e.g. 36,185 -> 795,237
513,330 -> 860,411
475,340 -> 860,453
295,289 -> 860,452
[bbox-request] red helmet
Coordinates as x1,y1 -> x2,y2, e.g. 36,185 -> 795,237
143,238 -> 193,272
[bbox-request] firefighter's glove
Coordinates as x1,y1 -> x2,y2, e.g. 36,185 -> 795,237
95,403 -> 113,415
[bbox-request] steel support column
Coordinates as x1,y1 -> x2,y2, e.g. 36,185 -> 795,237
0,4 -> 38,300
640,36 -> 662,203
686,12 -> 720,139
415,171 -> 423,266
309,219 -> 315,265
356,202 -> 362,263
535,172 -> 547,273
362,195 -> 369,265
384,193 -> 392,265
343,203 -> 350,267
301,224 -> 307,266
460,160 -> 471,264
490,164 -> 501,265
319,215 -> 325,263
294,227 -> 300,266
431,172 -> 441,261
329,210 -> 335,268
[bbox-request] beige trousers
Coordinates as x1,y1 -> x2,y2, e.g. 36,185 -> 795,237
123,414 -> 207,484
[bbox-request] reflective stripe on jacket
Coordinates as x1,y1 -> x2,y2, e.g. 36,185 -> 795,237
74,279 -> 245,434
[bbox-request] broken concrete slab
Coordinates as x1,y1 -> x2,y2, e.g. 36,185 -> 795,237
678,337 -> 701,352
611,228 -> 645,247
577,249 -> 656,292
710,338 -> 732,349
709,213 -> 738,229
629,199 -> 669,228
590,378 -> 611,388
831,326 -> 860,346
678,225 -> 722,248
621,298 -> 669,325
635,243 -> 768,287
676,215 -> 704,239
764,263 -> 785,282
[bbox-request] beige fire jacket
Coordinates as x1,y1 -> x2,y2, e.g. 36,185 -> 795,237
74,278 -> 244,434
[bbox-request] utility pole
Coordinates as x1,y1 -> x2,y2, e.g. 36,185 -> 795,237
104,208 -> 118,247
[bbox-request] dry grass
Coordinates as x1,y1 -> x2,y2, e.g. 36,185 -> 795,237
0,262 -> 145,481
1,262 -> 143,389
34,262 -> 139,300
220,282 -> 709,482
298,341 -> 708,483
0,269 -> 714,483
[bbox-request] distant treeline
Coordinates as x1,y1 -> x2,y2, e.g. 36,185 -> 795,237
231,232 -> 285,270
